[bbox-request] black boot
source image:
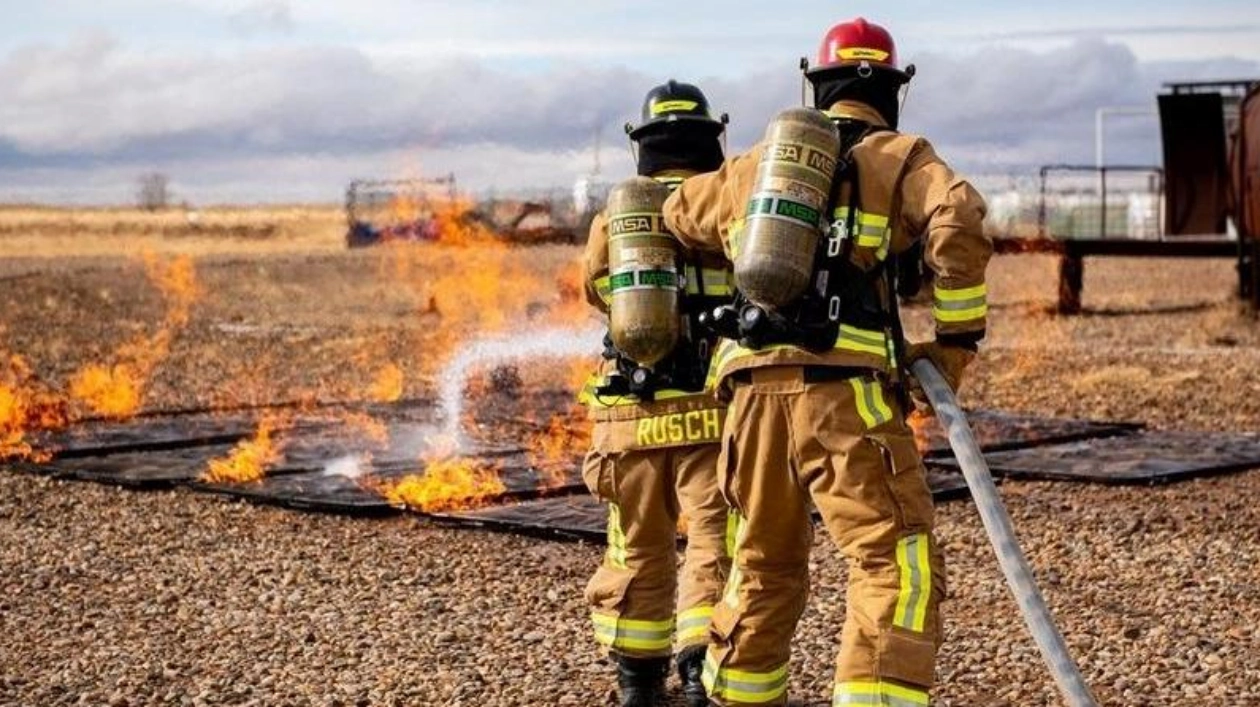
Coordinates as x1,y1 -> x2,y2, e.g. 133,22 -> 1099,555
615,655 -> 668,707
676,645 -> 709,707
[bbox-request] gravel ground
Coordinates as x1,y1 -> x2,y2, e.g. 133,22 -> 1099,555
2,246 -> 1259,706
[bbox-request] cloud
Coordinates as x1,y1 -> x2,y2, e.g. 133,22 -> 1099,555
0,34 -> 1255,203
0,34 -> 648,162
228,1 -> 296,36
903,38 -> 1259,170
969,22 -> 1260,41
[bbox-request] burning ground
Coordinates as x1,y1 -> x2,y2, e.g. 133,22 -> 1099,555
0,212 -> 1258,706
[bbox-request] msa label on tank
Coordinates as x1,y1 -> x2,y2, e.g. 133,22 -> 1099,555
766,141 -> 837,178
609,267 -> 679,293
746,194 -> 823,228
609,212 -> 669,238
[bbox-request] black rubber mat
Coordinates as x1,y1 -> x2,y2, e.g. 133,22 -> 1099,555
194,470 -> 398,515
938,430 -> 1260,484
920,409 -> 1141,458
437,465 -> 973,543
27,444 -> 239,487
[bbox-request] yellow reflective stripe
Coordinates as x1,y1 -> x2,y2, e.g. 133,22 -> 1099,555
724,510 -> 740,559
834,680 -> 929,706
836,324 -> 889,357
676,605 -> 714,643
606,503 -> 627,568
836,46 -> 891,62
652,99 -> 699,115
709,326 -> 889,385
934,283 -> 988,323
834,207 -> 891,256
576,375 -> 602,405
934,283 -> 987,301
893,533 -> 932,633
594,275 -> 612,304
582,385 -> 707,409
684,265 -> 734,296
722,513 -> 747,608
728,217 -> 746,258
933,304 -> 987,323
592,613 -> 675,652
703,654 -> 790,704
849,378 -> 893,429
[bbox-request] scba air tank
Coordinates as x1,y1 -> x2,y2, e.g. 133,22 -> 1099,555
735,107 -> 841,310
606,177 -> 680,367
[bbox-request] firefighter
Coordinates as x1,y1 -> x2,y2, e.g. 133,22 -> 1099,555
661,19 -> 991,706
579,80 -> 737,707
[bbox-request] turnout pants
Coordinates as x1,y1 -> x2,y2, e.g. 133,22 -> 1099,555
703,367 -> 946,706
583,441 -> 734,658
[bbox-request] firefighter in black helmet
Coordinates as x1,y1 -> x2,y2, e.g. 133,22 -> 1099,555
578,80 -> 735,707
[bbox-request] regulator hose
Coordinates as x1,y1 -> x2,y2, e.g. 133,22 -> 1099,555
910,359 -> 1099,707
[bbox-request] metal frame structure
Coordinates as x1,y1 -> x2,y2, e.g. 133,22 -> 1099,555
1036,164 -> 1165,239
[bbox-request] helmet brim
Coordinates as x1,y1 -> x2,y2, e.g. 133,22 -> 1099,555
804,63 -> 910,86
628,115 -> 726,141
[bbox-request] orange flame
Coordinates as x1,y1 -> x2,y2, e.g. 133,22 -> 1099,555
378,457 -> 507,513
908,409 -> 933,455
370,363 -> 405,403
201,413 -> 291,484
429,198 -> 499,246
68,364 -> 142,419
0,355 -> 68,460
69,253 -> 199,418
527,410 -> 591,490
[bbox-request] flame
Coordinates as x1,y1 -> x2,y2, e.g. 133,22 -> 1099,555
201,413 -> 291,484
378,457 -> 506,513
69,253 -> 199,418
370,363 -> 405,403
142,251 -> 199,327
527,409 -> 591,490
68,363 -> 142,419
908,409 -> 933,455
430,197 -> 499,246
551,257 -> 590,323
0,354 -> 68,460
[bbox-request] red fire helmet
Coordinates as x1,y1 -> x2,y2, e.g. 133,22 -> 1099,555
805,17 -> 910,84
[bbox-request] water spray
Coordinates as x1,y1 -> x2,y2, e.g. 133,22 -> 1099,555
436,326 -> 604,446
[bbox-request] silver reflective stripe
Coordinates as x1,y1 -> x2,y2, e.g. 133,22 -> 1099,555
861,380 -> 892,427
934,296 -> 986,312
714,672 -> 790,699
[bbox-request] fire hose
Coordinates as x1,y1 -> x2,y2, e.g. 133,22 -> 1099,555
910,359 -> 1099,707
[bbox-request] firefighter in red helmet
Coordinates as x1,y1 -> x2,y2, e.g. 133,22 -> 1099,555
662,18 -> 991,706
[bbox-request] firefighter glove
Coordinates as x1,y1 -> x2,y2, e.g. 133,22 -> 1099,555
905,340 -> 976,410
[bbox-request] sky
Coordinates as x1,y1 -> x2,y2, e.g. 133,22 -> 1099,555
0,0 -> 1258,204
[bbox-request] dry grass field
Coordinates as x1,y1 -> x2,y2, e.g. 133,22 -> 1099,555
1,209 -> 1258,706
0,205 -> 346,260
